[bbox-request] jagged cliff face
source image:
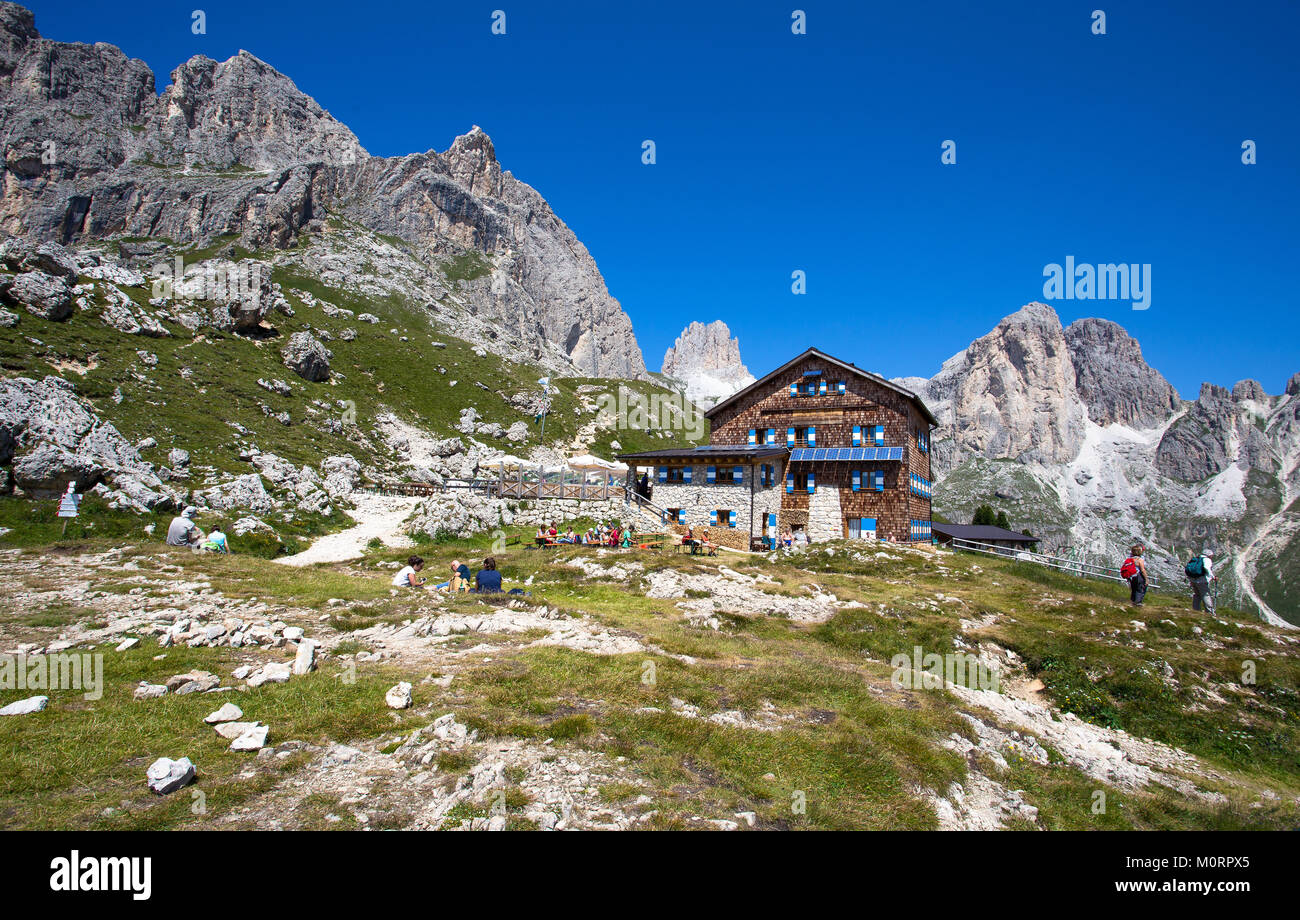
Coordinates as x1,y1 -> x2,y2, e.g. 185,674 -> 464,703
0,2 -> 645,377
900,301 -> 1300,627
660,320 -> 755,408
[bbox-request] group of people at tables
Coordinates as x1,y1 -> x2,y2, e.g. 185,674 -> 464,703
535,522 -> 635,548
678,525 -> 718,555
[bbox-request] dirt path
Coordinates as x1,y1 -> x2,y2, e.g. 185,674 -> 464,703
275,493 -> 421,567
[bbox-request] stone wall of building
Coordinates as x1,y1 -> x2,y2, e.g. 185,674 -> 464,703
806,483 -> 843,542
653,463 -> 783,550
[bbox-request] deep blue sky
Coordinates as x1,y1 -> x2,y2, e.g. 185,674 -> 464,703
29,1 -> 1300,397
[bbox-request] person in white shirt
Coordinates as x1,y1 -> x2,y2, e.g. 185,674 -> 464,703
391,555 -> 426,588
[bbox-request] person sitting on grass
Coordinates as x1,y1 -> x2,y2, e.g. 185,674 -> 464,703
392,555 -> 426,588
435,559 -> 473,592
202,522 -> 229,554
475,556 -> 503,593
166,506 -> 204,548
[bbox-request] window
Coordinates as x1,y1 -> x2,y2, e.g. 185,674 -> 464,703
852,470 -> 885,492
792,425 -> 816,447
752,428 -> 776,446
847,517 -> 877,540
790,471 -> 815,493
665,467 -> 686,483
759,463 -> 775,487
711,509 -> 738,528
667,508 -> 685,524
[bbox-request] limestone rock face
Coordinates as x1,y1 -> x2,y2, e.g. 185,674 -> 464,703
1155,383 -> 1275,483
917,303 -> 1088,469
661,320 -> 755,408
0,6 -> 645,376
1063,318 -> 1180,428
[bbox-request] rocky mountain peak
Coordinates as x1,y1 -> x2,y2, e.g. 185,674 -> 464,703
1063,317 -> 1181,428
661,320 -> 755,408
442,125 -> 503,197
919,302 -> 1086,469
0,2 -> 646,378
148,50 -> 367,170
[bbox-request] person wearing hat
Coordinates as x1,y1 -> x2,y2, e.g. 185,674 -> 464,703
1186,549 -> 1216,613
165,506 -> 204,548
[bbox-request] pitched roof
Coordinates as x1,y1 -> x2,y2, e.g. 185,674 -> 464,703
703,347 -> 939,427
931,523 -> 1040,544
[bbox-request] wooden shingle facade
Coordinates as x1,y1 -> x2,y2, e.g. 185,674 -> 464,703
619,348 -> 937,547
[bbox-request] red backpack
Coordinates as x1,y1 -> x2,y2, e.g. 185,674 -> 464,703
1120,558 -> 1138,580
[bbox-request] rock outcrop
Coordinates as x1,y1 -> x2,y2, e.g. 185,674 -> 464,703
0,375 -> 171,508
660,320 -> 755,408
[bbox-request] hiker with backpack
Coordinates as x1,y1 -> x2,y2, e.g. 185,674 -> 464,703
1120,544 -> 1149,606
1185,550 -> 1216,613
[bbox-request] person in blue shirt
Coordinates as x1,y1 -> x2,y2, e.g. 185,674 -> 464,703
202,523 -> 229,553
474,556 -> 503,593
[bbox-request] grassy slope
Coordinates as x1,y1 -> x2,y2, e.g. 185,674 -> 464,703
0,232 -> 703,543
2,529 -> 1296,831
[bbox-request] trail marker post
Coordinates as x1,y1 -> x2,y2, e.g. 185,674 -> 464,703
57,481 -> 81,538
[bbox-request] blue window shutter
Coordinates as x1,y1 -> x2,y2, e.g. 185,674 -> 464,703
874,425 -> 885,446
766,428 -> 776,444
874,471 -> 884,491
677,509 -> 686,525
789,382 -> 797,396
658,467 -> 667,483
787,427 -> 795,446
748,428 -> 756,445
733,466 -> 743,483
728,510 -> 737,527
709,510 -> 717,526
707,465 -> 716,483
808,472 -> 816,494
838,380 -> 846,394
786,473 -> 794,494
818,379 -> 827,395
852,425 -> 862,447
852,470 -> 861,492
684,466 -> 692,483
808,426 -> 816,447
